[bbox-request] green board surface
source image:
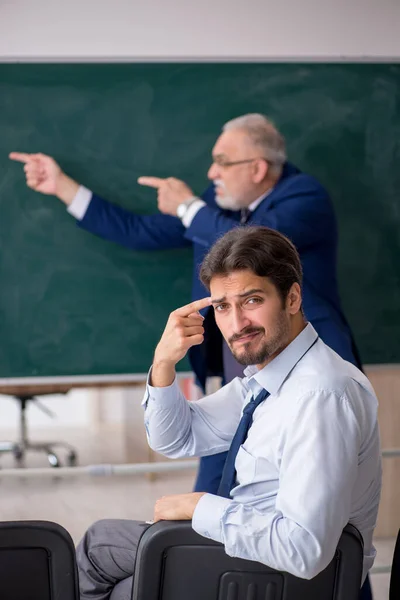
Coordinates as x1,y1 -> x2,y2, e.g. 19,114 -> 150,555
0,63 -> 399,377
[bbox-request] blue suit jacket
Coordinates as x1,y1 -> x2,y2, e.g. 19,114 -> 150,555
78,162 -> 359,387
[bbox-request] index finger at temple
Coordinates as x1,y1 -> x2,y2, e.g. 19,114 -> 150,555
187,311 -> 205,320
175,297 -> 212,317
137,176 -> 166,189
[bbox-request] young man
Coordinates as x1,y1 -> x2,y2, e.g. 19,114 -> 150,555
76,226 -> 381,600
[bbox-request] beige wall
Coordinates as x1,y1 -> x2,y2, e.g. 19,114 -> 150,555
366,366 -> 400,537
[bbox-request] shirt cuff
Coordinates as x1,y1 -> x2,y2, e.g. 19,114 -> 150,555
182,199 -> 206,228
141,366 -> 179,408
192,493 -> 232,544
67,185 -> 93,220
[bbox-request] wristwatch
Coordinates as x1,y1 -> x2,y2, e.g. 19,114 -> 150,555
177,197 -> 197,220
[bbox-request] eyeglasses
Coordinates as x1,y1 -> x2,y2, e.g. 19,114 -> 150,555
211,157 -> 270,168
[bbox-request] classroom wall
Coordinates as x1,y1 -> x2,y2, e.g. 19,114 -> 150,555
1,0 -> 399,59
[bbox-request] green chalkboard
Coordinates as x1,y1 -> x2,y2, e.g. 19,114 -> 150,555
0,63 -> 399,376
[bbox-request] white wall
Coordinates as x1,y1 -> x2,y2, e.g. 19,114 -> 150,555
0,390 -> 92,429
1,0 -> 399,59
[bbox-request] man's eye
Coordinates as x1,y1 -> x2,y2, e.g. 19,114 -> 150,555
215,303 -> 228,312
246,297 -> 262,305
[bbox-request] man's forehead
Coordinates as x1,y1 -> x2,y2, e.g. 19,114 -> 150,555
210,271 -> 273,297
212,129 -> 252,156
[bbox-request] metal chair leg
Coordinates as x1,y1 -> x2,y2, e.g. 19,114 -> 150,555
0,396 -> 78,468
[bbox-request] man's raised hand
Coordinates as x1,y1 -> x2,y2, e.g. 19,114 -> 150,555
151,297 -> 211,387
9,152 -> 79,205
138,176 -> 194,216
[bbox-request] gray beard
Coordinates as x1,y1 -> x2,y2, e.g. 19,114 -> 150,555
214,193 -> 243,211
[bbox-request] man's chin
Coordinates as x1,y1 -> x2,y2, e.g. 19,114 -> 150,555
231,340 -> 271,366
231,349 -> 260,367
214,194 -> 241,211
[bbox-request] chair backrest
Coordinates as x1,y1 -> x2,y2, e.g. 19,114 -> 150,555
0,520 -> 79,600
390,528 -> 400,600
132,520 -> 363,600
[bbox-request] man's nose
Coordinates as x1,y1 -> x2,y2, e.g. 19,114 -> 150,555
231,307 -> 251,332
208,162 -> 218,180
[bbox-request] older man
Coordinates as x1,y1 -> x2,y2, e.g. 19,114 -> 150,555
10,113 -> 361,493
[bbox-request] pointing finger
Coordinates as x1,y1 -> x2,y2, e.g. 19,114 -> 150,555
9,152 -> 33,164
137,176 -> 166,189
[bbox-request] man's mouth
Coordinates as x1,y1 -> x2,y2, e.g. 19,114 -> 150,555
232,331 -> 262,344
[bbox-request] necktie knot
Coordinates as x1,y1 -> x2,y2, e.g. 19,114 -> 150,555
242,388 -> 269,415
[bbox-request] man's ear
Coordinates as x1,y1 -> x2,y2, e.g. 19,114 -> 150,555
252,158 -> 269,184
286,283 -> 302,314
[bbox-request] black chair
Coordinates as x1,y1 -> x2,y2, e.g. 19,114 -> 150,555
390,528 -> 400,600
0,520 -> 79,600
132,520 -> 364,600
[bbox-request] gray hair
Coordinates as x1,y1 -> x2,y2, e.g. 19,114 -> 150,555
223,114 -> 287,174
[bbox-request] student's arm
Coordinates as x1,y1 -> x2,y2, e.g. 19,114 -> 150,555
143,298 -> 245,457
185,176 -> 335,251
144,372 -> 245,458
9,152 -> 191,252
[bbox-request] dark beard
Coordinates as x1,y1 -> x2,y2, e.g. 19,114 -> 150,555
229,313 -> 290,366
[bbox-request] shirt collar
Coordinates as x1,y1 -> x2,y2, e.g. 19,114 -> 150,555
243,323 -> 318,396
248,187 -> 272,212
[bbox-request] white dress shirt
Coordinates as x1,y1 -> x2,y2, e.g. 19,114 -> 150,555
143,324 -> 381,581
68,185 -> 92,220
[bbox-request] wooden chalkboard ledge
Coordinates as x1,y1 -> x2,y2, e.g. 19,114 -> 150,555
0,372 -> 192,397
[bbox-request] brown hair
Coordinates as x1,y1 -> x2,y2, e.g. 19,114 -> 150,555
200,226 -> 302,304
